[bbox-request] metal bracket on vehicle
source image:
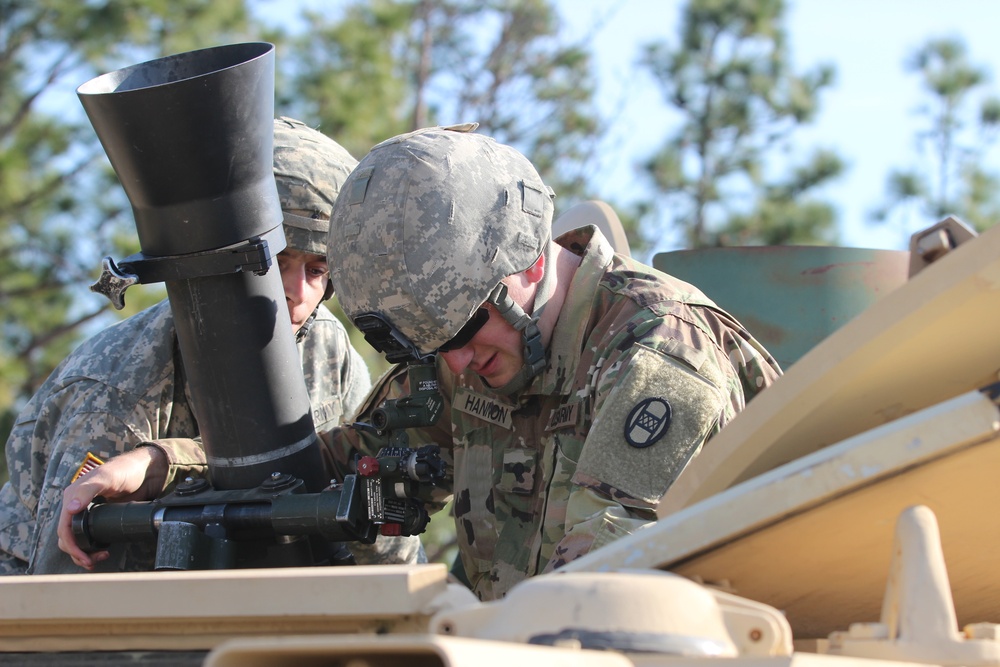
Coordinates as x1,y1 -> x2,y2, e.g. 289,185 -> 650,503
909,216 -> 978,278
827,505 -> 1000,664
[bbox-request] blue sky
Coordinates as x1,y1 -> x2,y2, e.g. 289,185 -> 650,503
212,0 -> 1000,252
552,0 -> 1000,252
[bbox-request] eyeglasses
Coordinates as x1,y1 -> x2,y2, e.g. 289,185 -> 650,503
439,308 -> 490,352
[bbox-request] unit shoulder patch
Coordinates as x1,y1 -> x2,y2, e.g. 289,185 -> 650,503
576,345 -> 726,504
623,397 -> 672,447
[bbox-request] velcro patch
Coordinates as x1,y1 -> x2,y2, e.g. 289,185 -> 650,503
576,345 -> 726,504
521,181 -> 546,217
454,387 -> 515,429
346,166 -> 374,205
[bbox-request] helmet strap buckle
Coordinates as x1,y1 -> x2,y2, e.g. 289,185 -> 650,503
485,283 -> 547,396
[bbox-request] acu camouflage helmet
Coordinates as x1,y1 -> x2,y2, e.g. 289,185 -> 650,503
273,116 -> 358,259
328,125 -> 556,363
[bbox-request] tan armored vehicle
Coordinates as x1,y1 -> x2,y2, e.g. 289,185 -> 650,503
3,43 -> 999,667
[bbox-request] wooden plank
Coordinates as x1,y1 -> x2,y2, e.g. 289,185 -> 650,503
0,564 -> 449,651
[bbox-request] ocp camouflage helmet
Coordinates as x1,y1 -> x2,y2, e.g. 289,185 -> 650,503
273,116 -> 358,258
328,125 -> 556,358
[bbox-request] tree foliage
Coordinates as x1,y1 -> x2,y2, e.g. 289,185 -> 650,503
271,0 -> 415,158
639,0 -> 842,248
0,1 -> 260,464
446,0 -> 602,201
0,0 -> 608,495
273,0 -> 603,201
873,36 -> 1000,236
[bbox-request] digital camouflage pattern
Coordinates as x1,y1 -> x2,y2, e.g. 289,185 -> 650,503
329,125 -> 555,357
323,227 -> 782,601
274,116 -> 358,258
0,300 -> 386,574
0,301 -> 197,575
298,306 -> 372,433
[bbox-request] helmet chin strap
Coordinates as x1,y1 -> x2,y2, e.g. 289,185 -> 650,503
298,277 -> 332,343
483,242 -> 556,396
295,307 -> 318,342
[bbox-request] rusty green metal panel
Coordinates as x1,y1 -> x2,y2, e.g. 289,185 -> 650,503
652,246 -> 910,370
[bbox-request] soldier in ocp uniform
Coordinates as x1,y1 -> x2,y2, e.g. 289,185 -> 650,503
315,125 -> 783,600
0,117 -> 422,574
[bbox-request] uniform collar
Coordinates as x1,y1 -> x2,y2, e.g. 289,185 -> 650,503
523,225 -> 616,399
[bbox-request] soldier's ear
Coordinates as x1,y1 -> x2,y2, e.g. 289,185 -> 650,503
523,250 -> 545,285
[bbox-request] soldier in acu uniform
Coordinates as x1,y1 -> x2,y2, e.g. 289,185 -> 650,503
319,125 -> 783,600
0,117 -> 421,574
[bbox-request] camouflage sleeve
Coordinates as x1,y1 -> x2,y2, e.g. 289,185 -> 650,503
546,303 -> 774,570
547,345 -> 723,570
0,550 -> 28,575
0,482 -> 31,574
5,398 -> 146,520
142,438 -> 207,492
4,407 -> 166,575
542,487 -> 653,573
707,306 -> 783,405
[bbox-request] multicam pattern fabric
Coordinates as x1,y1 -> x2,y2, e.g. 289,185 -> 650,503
323,227 -> 782,601
0,301 -> 377,574
329,126 -> 556,357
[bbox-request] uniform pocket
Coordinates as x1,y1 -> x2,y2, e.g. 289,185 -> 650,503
498,448 -> 536,495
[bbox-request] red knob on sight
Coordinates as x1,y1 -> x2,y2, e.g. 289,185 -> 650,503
357,456 -> 380,477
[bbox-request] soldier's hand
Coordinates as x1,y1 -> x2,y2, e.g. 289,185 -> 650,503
56,445 -> 168,570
